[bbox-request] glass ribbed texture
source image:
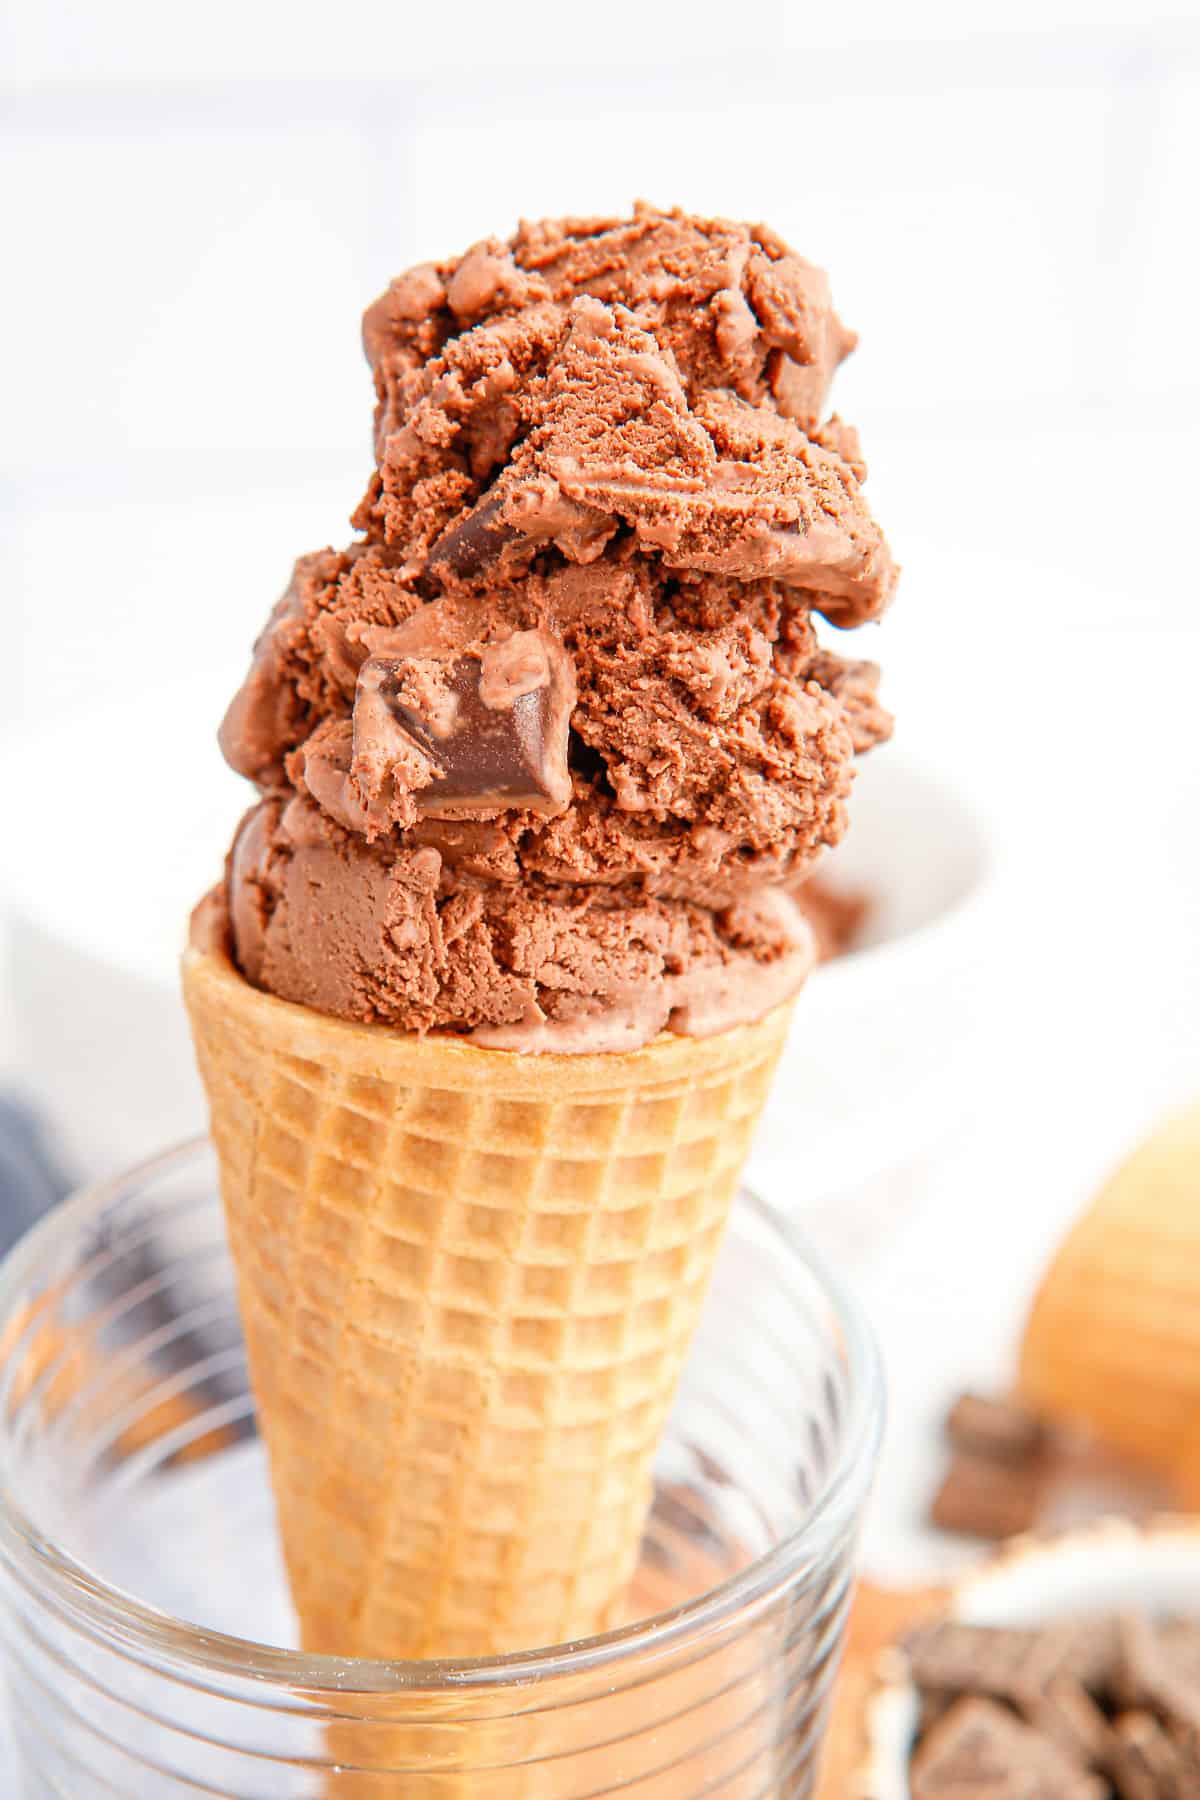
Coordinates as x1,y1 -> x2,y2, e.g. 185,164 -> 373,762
0,1141 -> 881,1797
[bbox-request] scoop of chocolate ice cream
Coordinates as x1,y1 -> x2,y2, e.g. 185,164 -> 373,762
356,209 -> 893,626
221,792 -> 814,1051
214,205 -> 897,1048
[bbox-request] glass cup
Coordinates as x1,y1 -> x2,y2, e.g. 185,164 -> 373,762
0,1139 -> 882,1797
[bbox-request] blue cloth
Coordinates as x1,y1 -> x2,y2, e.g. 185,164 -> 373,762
0,1095 -> 68,1258
0,1104 -> 243,1411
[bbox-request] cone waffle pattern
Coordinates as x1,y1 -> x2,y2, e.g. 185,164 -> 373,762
1020,1099 -> 1200,1475
183,945 -> 791,1661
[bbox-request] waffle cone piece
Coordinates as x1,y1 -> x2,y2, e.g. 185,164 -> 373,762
1019,1098 -> 1200,1477
183,941 -> 792,1661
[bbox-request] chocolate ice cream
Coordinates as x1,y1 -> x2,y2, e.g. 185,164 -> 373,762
214,205 -> 896,1050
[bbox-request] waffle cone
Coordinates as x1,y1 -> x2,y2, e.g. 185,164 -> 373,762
182,943 -> 792,1663
1177,1409 -> 1200,1509
1019,1099 -> 1200,1476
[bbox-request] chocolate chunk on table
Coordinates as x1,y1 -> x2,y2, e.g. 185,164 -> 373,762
929,1451 -> 1047,1541
928,1389 -> 1172,1542
947,1393 -> 1048,1465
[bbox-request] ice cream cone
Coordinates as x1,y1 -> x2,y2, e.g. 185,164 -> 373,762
1177,1408 -> 1200,1509
1019,1098 -> 1200,1475
182,940 -> 792,1663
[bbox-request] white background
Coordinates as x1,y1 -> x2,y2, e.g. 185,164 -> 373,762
1,0 -> 1199,1581
4,0 -> 1199,715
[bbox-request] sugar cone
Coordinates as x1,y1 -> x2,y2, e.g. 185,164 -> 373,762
1177,1408 -> 1200,1509
1019,1098 -> 1200,1475
182,942 -> 792,1664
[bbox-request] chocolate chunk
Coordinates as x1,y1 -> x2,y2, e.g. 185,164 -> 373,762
1110,1710 -> 1196,1800
1115,1614 -> 1200,1737
353,630 -> 575,824
906,1609 -> 1200,1797
905,1620 -> 1117,1709
1057,1615 -> 1123,1695
930,1389 -> 1174,1545
426,491 -> 518,579
917,1689 -> 957,1739
929,1452 -> 1046,1541
910,1696 -> 1106,1798
906,1622 -> 1041,1704
1165,1714 -> 1200,1783
946,1393 -> 1047,1466
1158,1618 -> 1200,1693
1020,1678 -> 1118,1769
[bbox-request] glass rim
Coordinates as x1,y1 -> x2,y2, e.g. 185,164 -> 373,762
0,1136 -> 883,1696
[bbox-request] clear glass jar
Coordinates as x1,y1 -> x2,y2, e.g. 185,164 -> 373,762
0,1140 -> 882,1797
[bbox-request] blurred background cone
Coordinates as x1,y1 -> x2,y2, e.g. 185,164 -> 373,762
183,941 -> 793,1662
1019,1098 -> 1200,1475
1176,1405 -> 1200,1509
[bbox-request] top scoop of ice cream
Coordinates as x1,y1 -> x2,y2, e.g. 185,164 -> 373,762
214,205 -> 897,1049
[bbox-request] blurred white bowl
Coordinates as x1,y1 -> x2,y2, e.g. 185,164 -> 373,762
0,682 -> 995,1214
862,1519 -> 1200,1799
748,748 -> 995,1227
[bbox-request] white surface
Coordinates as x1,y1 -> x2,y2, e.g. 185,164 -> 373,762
3,5 -> 1198,517
852,617 -> 1200,1581
7,2 -> 1198,83
750,753 -> 996,1212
